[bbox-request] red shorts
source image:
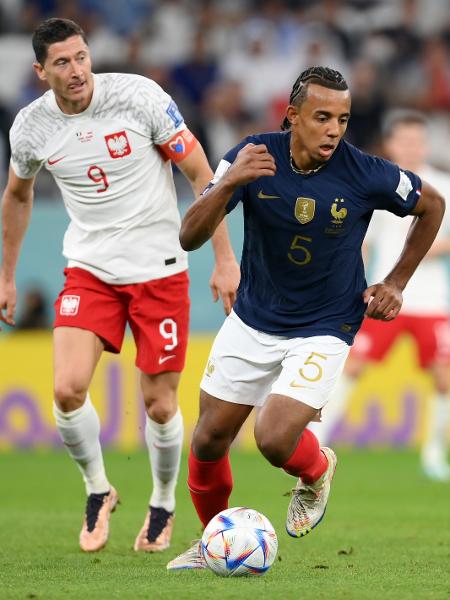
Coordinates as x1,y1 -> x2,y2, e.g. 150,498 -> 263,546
54,267 -> 190,374
351,313 -> 450,368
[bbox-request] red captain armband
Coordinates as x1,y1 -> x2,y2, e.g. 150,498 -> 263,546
158,128 -> 198,163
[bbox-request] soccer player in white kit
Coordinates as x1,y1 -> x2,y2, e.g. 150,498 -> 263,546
310,110 -> 450,481
0,18 -> 240,552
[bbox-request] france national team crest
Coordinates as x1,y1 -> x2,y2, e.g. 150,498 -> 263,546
166,100 -> 184,127
295,197 -> 315,224
60,295 -> 80,316
104,131 -> 131,158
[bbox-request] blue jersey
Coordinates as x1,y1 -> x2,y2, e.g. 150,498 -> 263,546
212,131 -> 421,344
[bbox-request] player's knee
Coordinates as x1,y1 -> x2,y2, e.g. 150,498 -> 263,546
54,381 -> 88,412
146,399 -> 177,424
192,424 -> 231,461
255,430 -> 286,467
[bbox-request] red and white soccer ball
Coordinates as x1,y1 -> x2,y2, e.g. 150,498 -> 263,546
201,507 -> 278,577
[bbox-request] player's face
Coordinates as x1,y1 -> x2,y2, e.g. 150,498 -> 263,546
384,123 -> 428,172
288,84 -> 351,168
33,35 -> 93,114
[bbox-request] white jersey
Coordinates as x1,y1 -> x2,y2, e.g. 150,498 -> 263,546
367,165 -> 450,315
10,72 -> 188,284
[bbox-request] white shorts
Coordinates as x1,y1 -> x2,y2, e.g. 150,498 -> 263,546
200,311 -> 350,410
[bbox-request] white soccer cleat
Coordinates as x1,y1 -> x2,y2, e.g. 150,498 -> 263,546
286,447 -> 337,538
166,540 -> 207,571
421,445 -> 450,482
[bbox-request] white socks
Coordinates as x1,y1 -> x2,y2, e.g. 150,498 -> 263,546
54,395 -> 185,504
53,394 -> 110,495
421,393 -> 450,465
145,408 -> 184,513
308,373 -> 353,446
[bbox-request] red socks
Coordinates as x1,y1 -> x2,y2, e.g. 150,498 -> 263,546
187,430 -> 325,527
282,428 -> 328,484
188,447 -> 233,528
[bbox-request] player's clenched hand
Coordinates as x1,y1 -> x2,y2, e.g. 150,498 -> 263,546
0,274 -> 17,329
363,281 -> 403,321
225,144 -> 276,187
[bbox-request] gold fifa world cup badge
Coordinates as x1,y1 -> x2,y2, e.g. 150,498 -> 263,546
295,197 -> 316,224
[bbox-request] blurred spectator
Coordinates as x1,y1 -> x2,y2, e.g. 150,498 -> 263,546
15,287 -> 50,330
2,0 -> 450,193
389,36 -> 450,113
346,59 -> 386,151
202,80 -> 251,168
139,0 -> 195,67
170,30 -> 219,107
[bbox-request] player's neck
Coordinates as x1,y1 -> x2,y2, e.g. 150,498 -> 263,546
289,149 -> 326,174
55,92 -> 93,115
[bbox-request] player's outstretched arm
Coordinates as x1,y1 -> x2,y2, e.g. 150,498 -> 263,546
364,180 -> 445,321
179,143 -> 276,252
176,143 -> 240,314
0,167 -> 35,329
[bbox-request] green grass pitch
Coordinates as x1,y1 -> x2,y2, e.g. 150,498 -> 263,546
1,448 -> 449,600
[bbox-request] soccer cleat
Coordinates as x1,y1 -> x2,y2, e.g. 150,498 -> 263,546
79,487 -> 119,552
166,540 -> 207,571
134,506 -> 174,552
286,447 -> 337,538
421,445 -> 450,482
422,460 -> 450,482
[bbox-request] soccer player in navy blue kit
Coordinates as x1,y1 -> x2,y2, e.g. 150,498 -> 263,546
167,67 -> 445,570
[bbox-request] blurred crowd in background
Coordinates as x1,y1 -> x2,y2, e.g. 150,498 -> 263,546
1,0 -> 450,198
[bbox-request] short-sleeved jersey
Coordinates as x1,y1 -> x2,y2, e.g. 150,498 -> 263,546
208,132 -> 421,344
10,73 -> 188,284
366,164 -> 450,315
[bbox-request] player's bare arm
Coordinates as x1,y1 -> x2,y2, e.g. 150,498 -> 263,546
177,142 -> 241,314
0,168 -> 35,328
179,143 -> 276,252
364,180 -> 445,320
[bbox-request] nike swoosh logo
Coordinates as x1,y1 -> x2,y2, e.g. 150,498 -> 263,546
47,156 -> 66,165
158,354 -> 176,364
257,190 -> 280,199
289,380 -> 309,388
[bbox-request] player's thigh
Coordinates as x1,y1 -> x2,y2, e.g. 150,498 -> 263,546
200,311 -> 284,408
255,393 -> 321,463
255,336 -> 349,459
128,271 -> 189,374
193,389 -> 253,460
53,327 -> 105,408
54,267 -> 128,354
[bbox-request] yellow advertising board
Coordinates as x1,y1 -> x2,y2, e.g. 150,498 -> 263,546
0,332 -> 435,450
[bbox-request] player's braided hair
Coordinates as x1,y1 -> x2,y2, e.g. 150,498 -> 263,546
281,66 -> 348,131
32,18 -> 88,66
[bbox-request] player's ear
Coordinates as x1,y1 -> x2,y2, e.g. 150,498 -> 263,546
33,62 -> 47,81
286,105 -> 299,127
